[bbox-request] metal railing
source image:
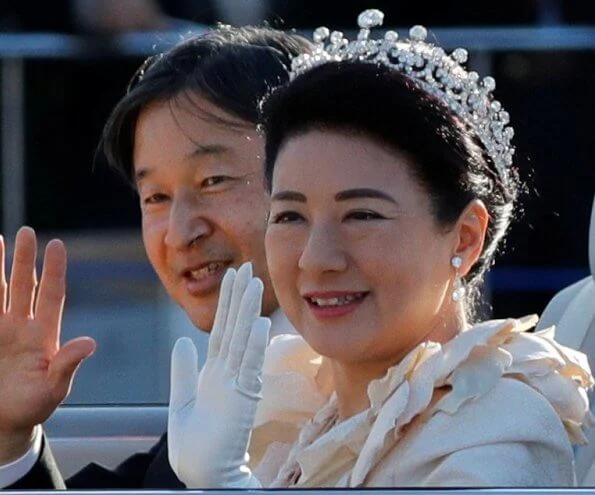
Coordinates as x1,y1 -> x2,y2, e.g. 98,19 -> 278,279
1,26 -> 595,237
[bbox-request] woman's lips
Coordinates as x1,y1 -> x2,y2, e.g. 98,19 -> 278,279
303,291 -> 369,319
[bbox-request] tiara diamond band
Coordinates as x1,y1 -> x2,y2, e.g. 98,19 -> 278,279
291,9 -> 516,186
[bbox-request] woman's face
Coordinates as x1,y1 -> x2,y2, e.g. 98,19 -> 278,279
265,130 -> 460,366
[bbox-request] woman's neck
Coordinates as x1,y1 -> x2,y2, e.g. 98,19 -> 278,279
330,306 -> 467,421
329,358 -> 394,420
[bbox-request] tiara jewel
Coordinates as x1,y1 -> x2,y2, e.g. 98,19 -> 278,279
291,9 -> 515,185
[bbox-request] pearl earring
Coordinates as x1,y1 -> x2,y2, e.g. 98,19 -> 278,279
451,256 -> 465,302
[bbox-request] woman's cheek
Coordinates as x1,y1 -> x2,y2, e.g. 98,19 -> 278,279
266,229 -> 302,291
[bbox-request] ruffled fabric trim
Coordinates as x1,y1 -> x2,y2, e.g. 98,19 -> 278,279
253,333 -> 332,429
252,315 -> 594,488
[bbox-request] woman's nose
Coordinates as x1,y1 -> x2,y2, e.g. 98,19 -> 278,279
298,223 -> 348,274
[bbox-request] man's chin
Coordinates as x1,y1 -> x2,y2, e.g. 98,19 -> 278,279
174,291 -> 218,332
185,311 -> 214,332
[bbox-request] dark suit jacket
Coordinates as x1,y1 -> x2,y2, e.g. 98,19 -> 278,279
7,433 -> 185,489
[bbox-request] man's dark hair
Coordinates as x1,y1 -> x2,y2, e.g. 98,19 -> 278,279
100,25 -> 312,182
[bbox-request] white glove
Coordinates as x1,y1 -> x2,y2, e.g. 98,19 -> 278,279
168,262 -> 270,488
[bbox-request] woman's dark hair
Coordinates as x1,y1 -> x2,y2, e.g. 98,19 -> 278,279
99,25 -> 312,183
261,61 -> 522,318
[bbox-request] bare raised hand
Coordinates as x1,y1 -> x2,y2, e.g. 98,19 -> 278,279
0,227 -> 96,463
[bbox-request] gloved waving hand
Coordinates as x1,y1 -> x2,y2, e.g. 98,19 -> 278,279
168,262 -> 270,488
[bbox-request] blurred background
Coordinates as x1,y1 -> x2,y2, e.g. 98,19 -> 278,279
0,0 -> 594,405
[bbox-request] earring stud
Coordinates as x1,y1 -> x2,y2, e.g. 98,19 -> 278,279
451,256 -> 465,302
451,256 -> 462,269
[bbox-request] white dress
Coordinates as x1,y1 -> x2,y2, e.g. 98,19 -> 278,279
248,315 -> 594,487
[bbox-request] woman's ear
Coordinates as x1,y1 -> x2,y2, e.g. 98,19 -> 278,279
452,200 -> 489,277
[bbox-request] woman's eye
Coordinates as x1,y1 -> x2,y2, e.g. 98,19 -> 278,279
270,211 -> 304,224
345,210 -> 385,221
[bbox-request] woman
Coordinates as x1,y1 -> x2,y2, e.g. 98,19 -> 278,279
167,9 -> 593,487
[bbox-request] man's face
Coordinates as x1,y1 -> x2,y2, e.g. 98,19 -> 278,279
133,95 -> 277,331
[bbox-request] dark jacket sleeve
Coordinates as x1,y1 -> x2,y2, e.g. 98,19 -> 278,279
6,433 -> 168,489
6,434 -> 66,489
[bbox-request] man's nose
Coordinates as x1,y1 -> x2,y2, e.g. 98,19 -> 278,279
164,195 -> 212,249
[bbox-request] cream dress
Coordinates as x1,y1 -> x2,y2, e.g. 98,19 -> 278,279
248,315 -> 594,487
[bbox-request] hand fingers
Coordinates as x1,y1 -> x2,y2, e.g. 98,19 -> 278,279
168,337 -> 199,475
0,235 -> 6,313
35,239 -> 67,347
220,262 -> 252,357
207,268 -> 235,359
47,336 -> 96,404
170,337 -> 199,413
237,317 -> 270,396
8,227 -> 38,317
227,277 -> 264,373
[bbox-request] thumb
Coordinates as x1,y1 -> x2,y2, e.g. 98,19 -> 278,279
169,337 -> 199,414
48,336 -> 96,402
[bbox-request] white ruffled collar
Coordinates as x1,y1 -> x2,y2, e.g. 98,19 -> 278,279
253,315 -> 594,487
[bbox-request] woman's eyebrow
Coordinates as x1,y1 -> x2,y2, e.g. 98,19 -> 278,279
271,191 -> 307,202
335,188 -> 399,205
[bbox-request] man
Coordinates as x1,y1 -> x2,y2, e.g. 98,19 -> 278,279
0,25 -> 311,488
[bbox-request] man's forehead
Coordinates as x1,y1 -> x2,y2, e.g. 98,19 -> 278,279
170,91 -> 254,131
133,142 -> 229,181
133,133 -> 264,183
135,101 -> 259,149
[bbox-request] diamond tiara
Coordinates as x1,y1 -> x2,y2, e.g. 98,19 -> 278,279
291,9 -> 515,186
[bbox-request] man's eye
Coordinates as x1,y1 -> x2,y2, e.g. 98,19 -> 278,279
143,193 -> 168,205
270,211 -> 304,224
202,176 -> 231,188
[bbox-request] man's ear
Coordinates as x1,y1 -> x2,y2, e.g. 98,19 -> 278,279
452,200 -> 489,277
